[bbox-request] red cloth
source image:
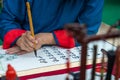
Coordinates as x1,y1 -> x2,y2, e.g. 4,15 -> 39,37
3,29 -> 26,49
54,30 -> 75,48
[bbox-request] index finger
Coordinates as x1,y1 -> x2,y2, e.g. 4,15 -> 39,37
25,31 -> 36,43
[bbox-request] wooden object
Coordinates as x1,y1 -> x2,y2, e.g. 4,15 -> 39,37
91,45 -> 97,80
64,20 -> 120,80
115,46 -> 120,80
26,2 -> 35,38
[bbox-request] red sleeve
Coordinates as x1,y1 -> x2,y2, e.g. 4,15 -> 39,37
3,29 -> 26,49
53,30 -> 75,48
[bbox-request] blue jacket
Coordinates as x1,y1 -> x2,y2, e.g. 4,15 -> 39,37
0,0 -> 104,49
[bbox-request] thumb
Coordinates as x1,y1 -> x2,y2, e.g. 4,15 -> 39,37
35,38 -> 41,43
35,38 -> 42,50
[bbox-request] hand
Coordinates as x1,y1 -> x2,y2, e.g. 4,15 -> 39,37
16,31 -> 37,52
6,33 -> 56,54
6,46 -> 28,55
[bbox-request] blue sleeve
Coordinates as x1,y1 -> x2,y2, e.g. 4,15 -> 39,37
75,0 -> 104,46
78,0 -> 104,35
0,0 -> 27,48
0,0 -> 26,41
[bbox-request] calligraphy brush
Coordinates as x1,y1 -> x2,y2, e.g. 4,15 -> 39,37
91,45 -> 97,80
26,2 -> 37,57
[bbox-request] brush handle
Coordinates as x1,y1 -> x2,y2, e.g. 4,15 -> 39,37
105,50 -> 115,80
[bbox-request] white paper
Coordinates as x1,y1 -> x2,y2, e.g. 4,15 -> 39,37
0,41 -> 116,75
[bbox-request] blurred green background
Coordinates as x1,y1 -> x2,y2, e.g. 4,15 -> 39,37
0,0 -> 120,45
102,0 -> 120,25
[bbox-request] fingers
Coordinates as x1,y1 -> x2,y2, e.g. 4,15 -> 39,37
16,35 -> 28,51
24,31 -> 35,48
16,31 -> 44,52
20,41 -> 34,52
17,50 -> 28,55
26,31 -> 36,43
16,31 -> 36,52
6,46 -> 21,54
6,46 -> 29,55
24,35 -> 34,48
35,38 -> 42,50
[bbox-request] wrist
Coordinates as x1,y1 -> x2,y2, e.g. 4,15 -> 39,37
35,33 -> 56,46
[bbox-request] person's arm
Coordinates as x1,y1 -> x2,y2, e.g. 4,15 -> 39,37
16,32 -> 56,52
78,0 -> 104,35
52,0 -> 104,48
0,0 -> 26,49
6,32 -> 56,54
